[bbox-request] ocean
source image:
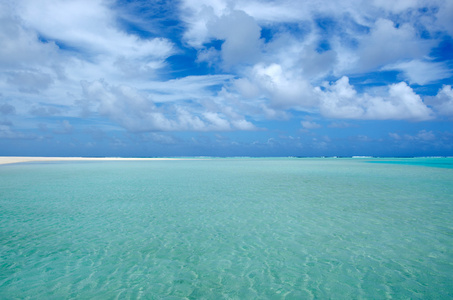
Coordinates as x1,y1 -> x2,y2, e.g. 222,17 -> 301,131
1,158 -> 452,299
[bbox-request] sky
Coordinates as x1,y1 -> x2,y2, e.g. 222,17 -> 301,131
1,0 -> 453,157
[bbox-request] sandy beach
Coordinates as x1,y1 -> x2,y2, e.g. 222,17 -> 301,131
0,157 -> 178,165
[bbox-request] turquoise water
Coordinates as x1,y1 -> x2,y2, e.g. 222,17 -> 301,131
366,157 -> 453,169
1,158 -> 452,299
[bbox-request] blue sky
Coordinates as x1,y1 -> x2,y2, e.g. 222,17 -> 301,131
1,0 -> 452,157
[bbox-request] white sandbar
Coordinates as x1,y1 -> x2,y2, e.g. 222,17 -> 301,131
0,157 -> 179,165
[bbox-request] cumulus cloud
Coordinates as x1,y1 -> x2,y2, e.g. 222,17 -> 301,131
300,45 -> 337,79
388,132 -> 401,140
316,77 -> 434,120
301,120 -> 321,129
81,80 -> 255,132
179,0 -> 447,123
180,0 -> 229,47
1,0 -> 452,147
416,130 -> 436,141
207,10 -> 263,67
182,0 -> 442,75
239,63 -> 316,109
390,130 -> 436,141
426,85 -> 453,116
356,19 -> 433,72
182,3 -> 264,69
82,80 -> 173,132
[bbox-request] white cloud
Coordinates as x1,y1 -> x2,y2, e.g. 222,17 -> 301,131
355,135 -> 372,142
141,75 -> 234,103
178,0 -> 445,122
231,119 -> 255,130
370,82 -> 434,120
356,19 -> 433,72
301,120 -> 321,129
208,10 -> 263,67
180,0 -> 228,47
178,0 -> 449,122
316,76 -> 365,119
317,77 -> 434,120
7,70 -> 53,93
233,78 -> 261,99
7,0 -> 175,85
389,132 -> 401,140
181,3 -> 264,69
435,0 -> 453,37
237,0 -> 372,25
81,79 -> 256,132
237,0 -> 311,23
384,60 -> 451,85
0,0 -> 451,141
243,63 -> 316,109
416,130 -> 436,141
196,47 -> 221,66
81,80 -> 171,132
19,0 -> 175,59
328,121 -> 354,128
427,85 -> 453,116
0,0 -> 178,117
0,3 -> 59,69
391,130 -> 436,141
203,112 -> 230,130
300,46 -> 337,79
225,1 -> 442,76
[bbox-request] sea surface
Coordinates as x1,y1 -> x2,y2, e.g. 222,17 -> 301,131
1,158 -> 452,299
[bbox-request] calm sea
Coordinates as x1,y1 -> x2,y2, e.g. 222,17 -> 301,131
1,158 -> 452,299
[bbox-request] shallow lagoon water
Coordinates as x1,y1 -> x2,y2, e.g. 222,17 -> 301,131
1,158 -> 452,299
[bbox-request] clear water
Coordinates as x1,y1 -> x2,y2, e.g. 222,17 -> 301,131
1,158 -> 452,299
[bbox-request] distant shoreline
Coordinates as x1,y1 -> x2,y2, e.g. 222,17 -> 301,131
0,157 -> 179,165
